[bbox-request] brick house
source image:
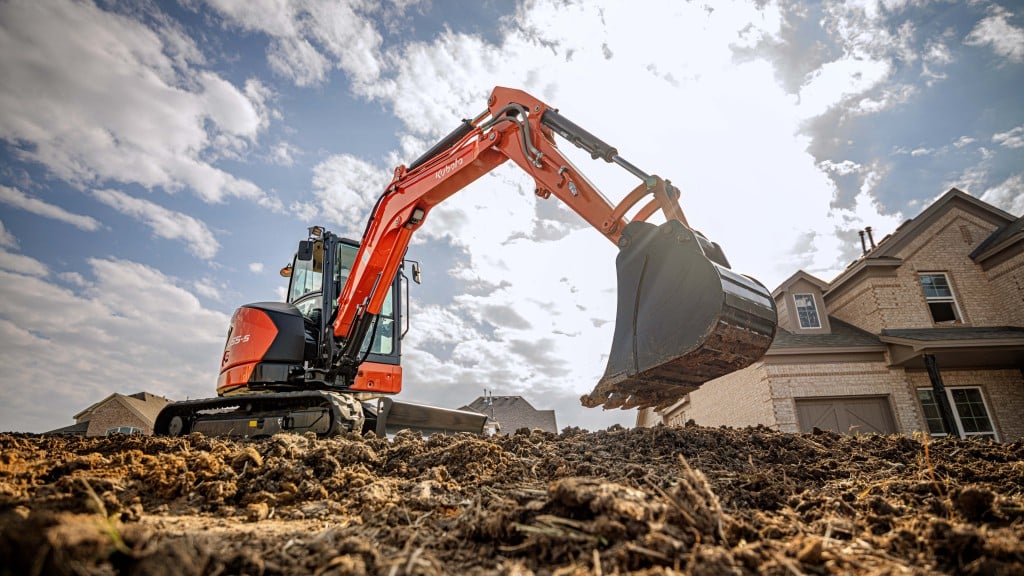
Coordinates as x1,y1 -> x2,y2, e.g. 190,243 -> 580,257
638,188 -> 1024,441
46,392 -> 171,437
461,395 -> 557,435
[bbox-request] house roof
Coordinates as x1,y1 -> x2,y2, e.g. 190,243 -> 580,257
74,391 -> 171,425
769,317 -> 884,351
461,396 -> 557,434
44,421 -> 90,435
121,393 -> 172,423
827,188 -> 1015,295
880,326 -> 1024,344
969,214 -> 1024,264
772,270 -> 829,298
868,188 -> 1014,258
879,326 -> 1024,369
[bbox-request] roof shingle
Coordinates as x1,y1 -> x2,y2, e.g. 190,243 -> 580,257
770,318 -> 883,350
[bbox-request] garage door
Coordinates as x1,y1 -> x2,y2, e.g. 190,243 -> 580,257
795,396 -> 896,435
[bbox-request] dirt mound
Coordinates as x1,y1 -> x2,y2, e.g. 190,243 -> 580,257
1,425 -> 1022,575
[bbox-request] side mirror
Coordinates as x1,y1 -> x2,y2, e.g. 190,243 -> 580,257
297,240 -> 314,261
411,262 -> 422,284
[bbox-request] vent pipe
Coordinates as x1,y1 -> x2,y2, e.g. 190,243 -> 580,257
858,230 -> 867,254
865,226 -> 876,249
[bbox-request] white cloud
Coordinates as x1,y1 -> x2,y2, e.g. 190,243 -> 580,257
0,185 -> 101,231
980,174 -> 1024,215
91,188 -> 220,259
244,78 -> 281,128
993,125 -> 1024,149
192,277 -> 223,300
786,2 -> 898,116
59,271 -> 87,286
965,5 -> 1024,63
200,72 -> 264,137
819,160 -> 863,176
0,220 -> 17,249
923,39 -> 953,67
0,258 -> 228,433
0,247 -> 49,277
0,0 -> 278,208
269,141 -> 300,166
948,161 -> 993,198
774,164 -> 905,277
202,0 -> 383,90
299,154 -> 391,236
249,262 -> 264,273
268,36 -> 331,86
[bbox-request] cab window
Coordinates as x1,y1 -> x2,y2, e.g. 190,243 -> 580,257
288,257 -> 321,304
289,240 -> 394,355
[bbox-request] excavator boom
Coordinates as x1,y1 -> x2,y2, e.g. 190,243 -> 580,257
331,86 -> 777,410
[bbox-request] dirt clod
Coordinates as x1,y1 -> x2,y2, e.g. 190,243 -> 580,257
1,426 -> 1021,575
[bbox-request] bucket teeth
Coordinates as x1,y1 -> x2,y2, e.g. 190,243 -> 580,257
587,220 -> 777,411
581,379 -> 699,411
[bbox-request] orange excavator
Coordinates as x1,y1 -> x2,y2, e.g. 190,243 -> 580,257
154,87 -> 777,437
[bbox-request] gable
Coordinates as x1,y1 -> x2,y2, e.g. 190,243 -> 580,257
462,396 -> 557,433
774,273 -> 831,333
828,189 -> 1013,297
121,394 -> 171,423
772,270 -> 828,297
73,391 -> 170,424
867,189 -> 1013,259
894,209 -> 1004,266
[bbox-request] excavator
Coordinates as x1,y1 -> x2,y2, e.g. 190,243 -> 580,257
154,86 -> 777,438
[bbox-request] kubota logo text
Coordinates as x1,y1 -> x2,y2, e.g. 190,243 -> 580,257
435,158 -> 463,180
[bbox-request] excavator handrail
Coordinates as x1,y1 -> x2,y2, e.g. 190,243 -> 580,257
331,86 -> 702,377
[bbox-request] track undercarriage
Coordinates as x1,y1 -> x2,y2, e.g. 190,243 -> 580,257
153,391 -> 487,438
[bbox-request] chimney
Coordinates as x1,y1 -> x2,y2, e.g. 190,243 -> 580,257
865,226 -> 876,249
859,230 -> 867,255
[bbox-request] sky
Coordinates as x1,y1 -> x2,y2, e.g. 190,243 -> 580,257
0,0 -> 1022,434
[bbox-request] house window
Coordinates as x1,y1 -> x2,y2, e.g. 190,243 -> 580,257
917,387 -> 997,440
105,426 -> 142,436
793,293 -> 821,329
918,273 -> 960,323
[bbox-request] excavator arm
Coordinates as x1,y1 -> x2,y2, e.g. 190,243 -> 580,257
332,86 -> 777,410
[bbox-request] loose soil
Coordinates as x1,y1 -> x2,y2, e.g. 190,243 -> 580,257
1,424 -> 1021,575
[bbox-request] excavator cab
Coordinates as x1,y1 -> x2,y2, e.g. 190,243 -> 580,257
287,232 -> 401,377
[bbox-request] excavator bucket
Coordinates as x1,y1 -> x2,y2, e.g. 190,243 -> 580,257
582,220 -> 777,411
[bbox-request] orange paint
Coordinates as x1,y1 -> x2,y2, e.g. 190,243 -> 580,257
216,363 -> 255,396
216,307 -> 277,396
349,362 -> 402,394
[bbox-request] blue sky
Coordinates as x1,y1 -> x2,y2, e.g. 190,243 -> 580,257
0,0 -> 1021,433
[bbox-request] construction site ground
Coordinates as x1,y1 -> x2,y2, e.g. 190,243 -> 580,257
1,424 -> 1022,575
